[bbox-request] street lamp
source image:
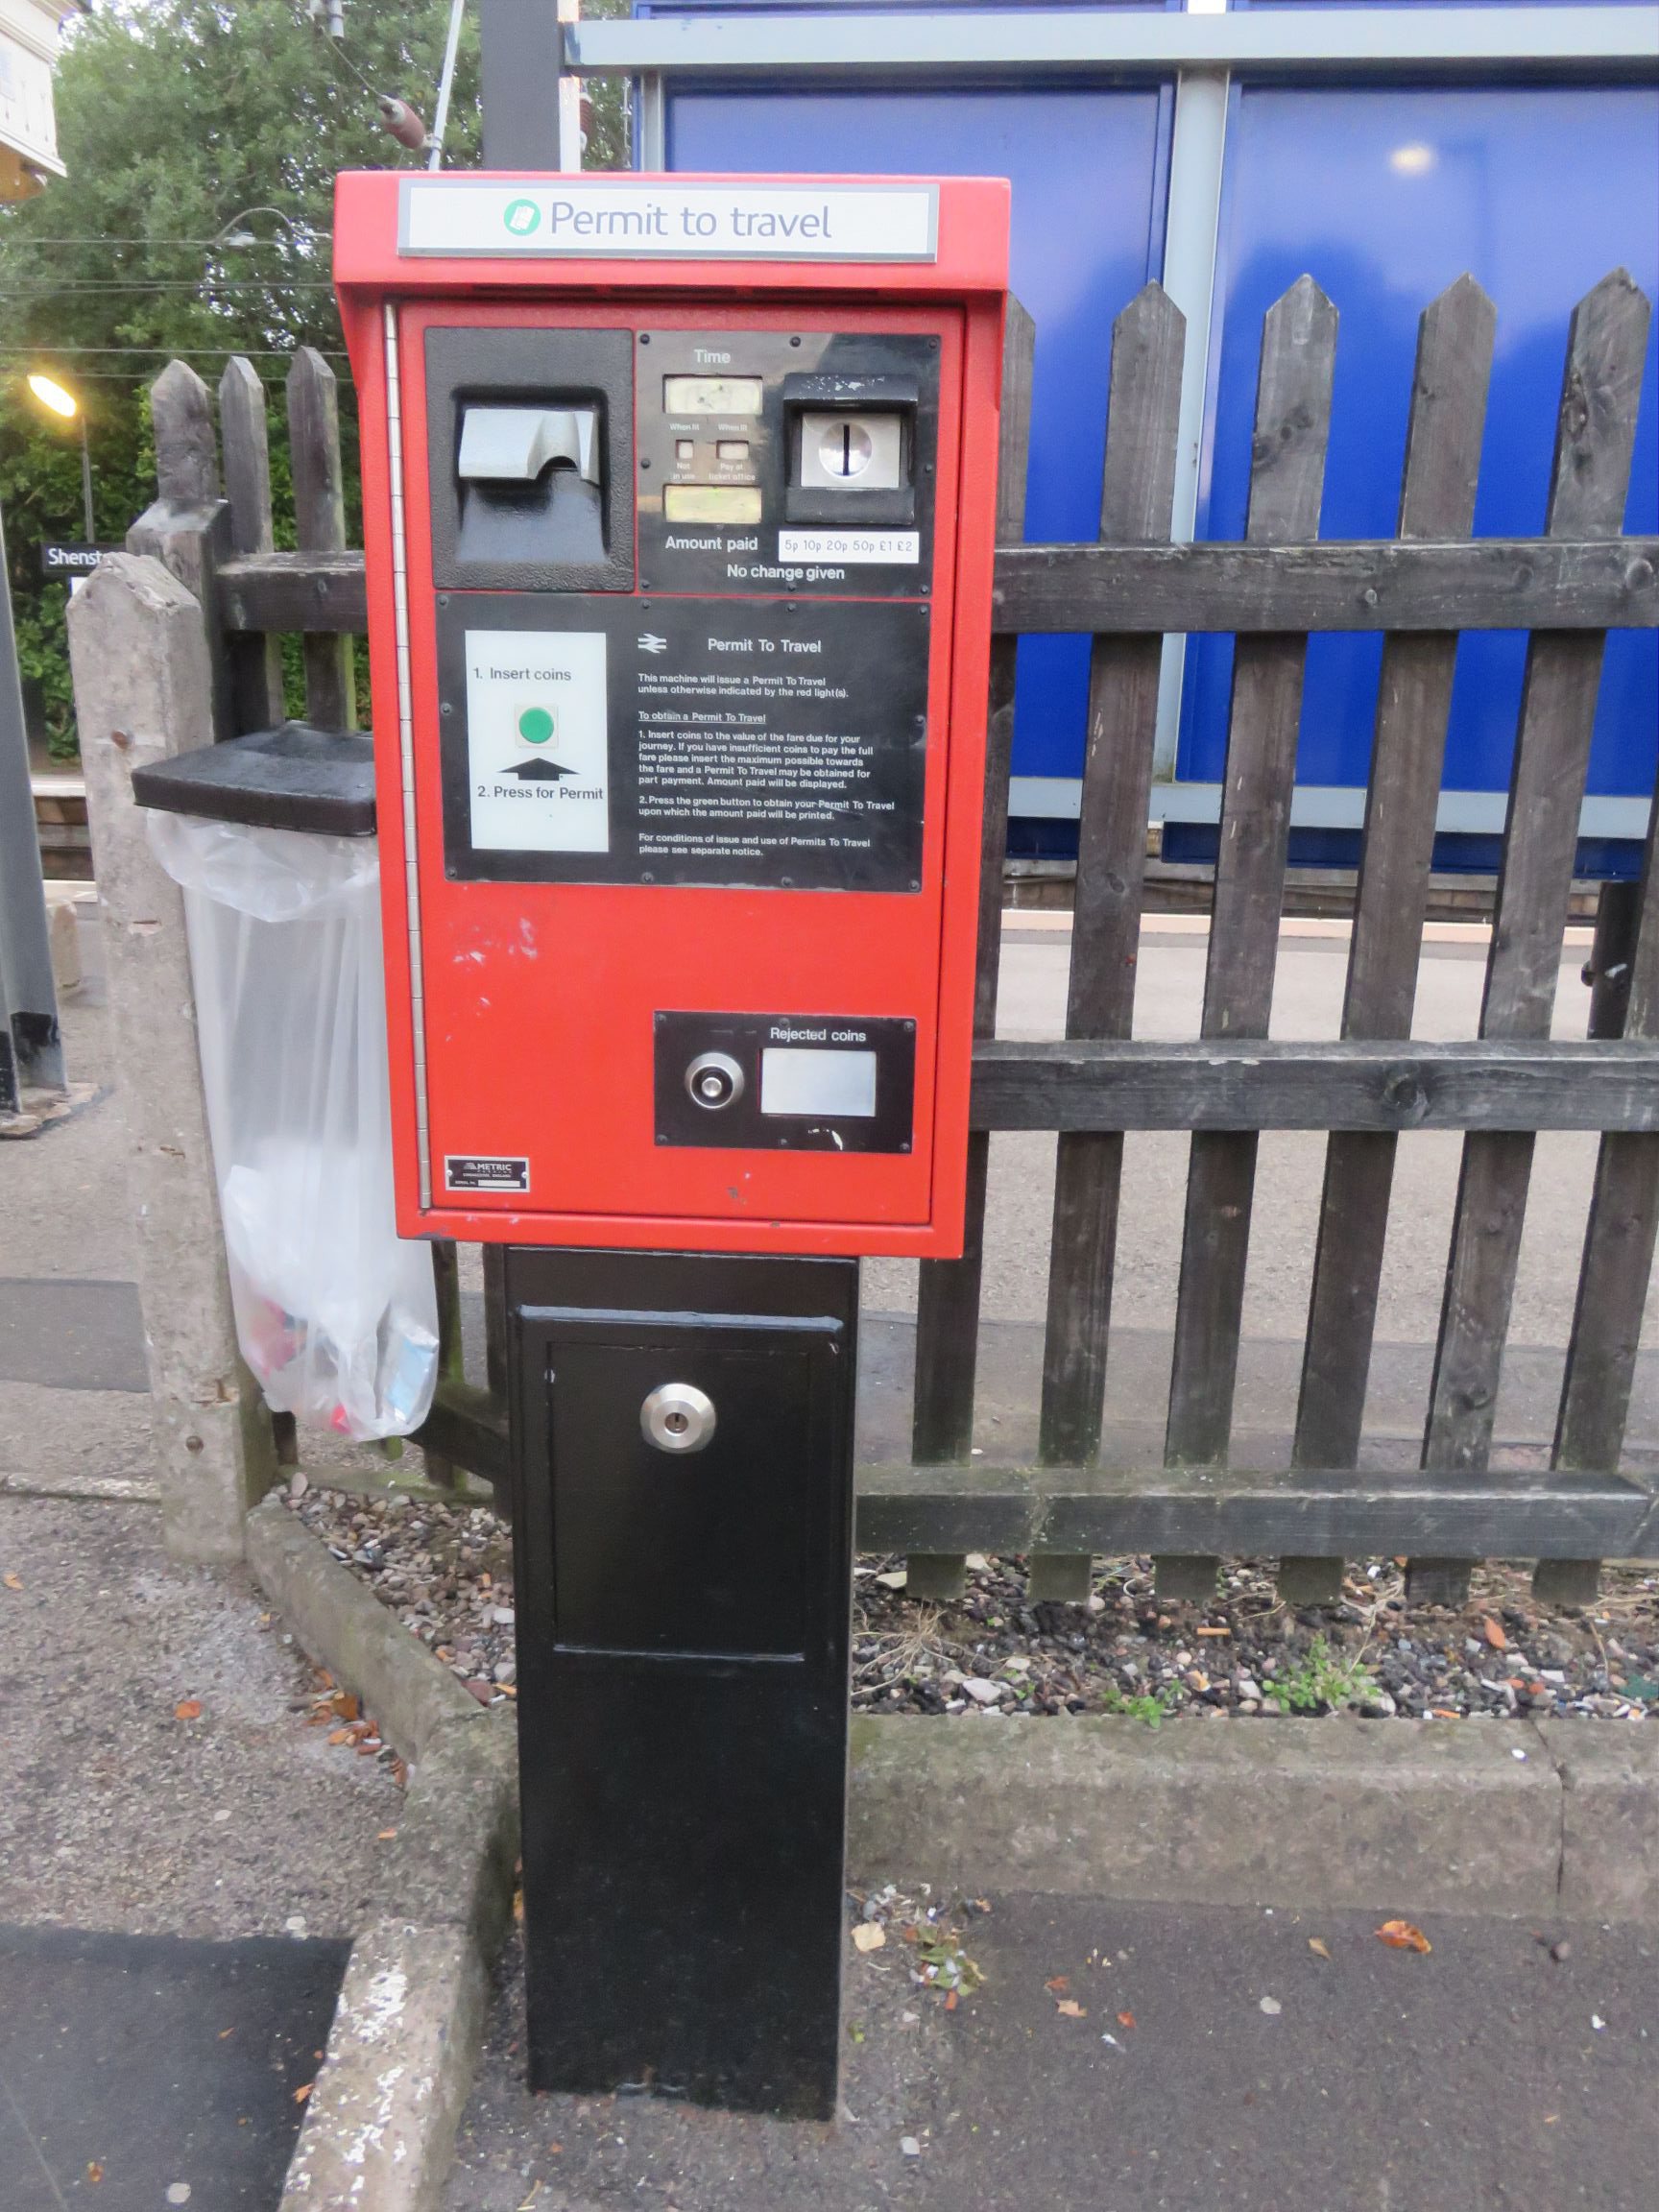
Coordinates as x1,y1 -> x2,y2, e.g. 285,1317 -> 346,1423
25,373 -> 94,544
211,205 -> 304,251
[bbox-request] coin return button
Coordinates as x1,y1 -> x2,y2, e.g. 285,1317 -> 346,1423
685,1051 -> 745,1111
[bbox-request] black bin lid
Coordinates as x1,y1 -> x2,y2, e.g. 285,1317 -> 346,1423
130,722 -> 376,836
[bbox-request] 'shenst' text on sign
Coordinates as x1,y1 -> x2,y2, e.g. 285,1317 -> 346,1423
399,180 -> 938,264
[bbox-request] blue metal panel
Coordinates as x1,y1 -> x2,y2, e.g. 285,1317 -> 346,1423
661,82 -> 1171,780
1237,2 -> 1649,13
1183,83 -> 1659,829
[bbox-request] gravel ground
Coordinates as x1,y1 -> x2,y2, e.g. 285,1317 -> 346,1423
289,1484 -> 1657,1725
0,1496 -> 402,1940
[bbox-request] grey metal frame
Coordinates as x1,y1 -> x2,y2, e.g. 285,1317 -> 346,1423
1155,57 -> 1229,780
566,8 -> 1659,81
1009,777 -> 1652,841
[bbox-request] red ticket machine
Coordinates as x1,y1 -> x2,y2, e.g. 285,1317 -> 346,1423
336,169 -> 1007,1259
336,171 -> 1010,2120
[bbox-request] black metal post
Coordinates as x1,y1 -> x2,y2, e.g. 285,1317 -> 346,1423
1584,876 -> 1642,1041
79,420 -> 95,547
505,1246 -> 857,2119
481,0 -> 564,169
0,500 -> 64,1114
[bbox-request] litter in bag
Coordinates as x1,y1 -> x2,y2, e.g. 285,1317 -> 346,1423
147,812 -> 437,1440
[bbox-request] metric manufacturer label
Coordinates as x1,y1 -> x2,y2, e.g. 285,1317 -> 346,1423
445,1154 -> 531,1192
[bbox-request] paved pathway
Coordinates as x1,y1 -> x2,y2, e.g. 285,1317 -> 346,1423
1,1925 -> 347,2210
447,1899 -> 1659,2212
0,1496 -> 399,2207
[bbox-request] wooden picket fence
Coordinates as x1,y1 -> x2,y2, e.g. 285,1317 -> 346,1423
119,265 -> 1659,1608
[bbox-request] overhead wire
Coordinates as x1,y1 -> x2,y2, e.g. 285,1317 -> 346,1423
0,233 -> 330,248
0,344 -> 349,357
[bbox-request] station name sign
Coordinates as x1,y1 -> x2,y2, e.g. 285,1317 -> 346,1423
398,178 -> 939,264
37,541 -> 116,581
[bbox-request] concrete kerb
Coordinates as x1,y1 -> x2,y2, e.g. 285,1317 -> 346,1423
851,1712 -> 1655,1923
245,1498 -> 1656,2206
246,1495 -> 519,2212
246,1493 -> 484,1760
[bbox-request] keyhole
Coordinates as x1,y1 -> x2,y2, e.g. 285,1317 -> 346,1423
818,419 -> 874,479
664,1409 -> 689,1435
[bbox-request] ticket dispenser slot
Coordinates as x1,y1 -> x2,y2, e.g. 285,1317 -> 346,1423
424,325 -> 635,592
456,401 -> 604,569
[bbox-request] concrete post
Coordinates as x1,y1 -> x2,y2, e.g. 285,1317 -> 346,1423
66,553 -> 276,1561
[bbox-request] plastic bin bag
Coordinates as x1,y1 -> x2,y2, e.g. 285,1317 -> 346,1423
147,812 -> 438,1440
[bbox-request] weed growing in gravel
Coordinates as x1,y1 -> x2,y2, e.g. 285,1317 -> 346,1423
853,1608 -> 950,1690
1095,1681 -> 1179,1727
1264,1634 -> 1380,1715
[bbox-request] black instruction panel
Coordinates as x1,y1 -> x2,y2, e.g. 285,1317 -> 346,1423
436,592 -> 930,891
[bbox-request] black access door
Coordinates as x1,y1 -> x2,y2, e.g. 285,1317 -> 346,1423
506,1250 -> 858,2119
549,1338 -> 813,1655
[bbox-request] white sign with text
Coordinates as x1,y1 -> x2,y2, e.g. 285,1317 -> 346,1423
400,179 -> 938,263
777,529 -> 921,566
466,630 -> 611,854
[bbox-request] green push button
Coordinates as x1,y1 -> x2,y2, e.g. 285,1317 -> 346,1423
517,707 -> 556,746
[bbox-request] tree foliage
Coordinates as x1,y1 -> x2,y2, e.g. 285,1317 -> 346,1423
1,0 -> 627,752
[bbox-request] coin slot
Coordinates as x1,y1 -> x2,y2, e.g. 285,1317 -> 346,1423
795,411 -> 903,493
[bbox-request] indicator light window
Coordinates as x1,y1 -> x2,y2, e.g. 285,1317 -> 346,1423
760,1048 -> 878,1119
663,375 -> 763,418
662,485 -> 763,524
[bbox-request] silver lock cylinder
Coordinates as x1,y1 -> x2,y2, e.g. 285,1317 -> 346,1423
640,1382 -> 717,1455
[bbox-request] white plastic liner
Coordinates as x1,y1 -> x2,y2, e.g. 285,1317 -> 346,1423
147,812 -> 438,1440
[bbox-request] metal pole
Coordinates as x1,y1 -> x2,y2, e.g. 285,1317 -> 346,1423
0,498 -> 65,1113
558,0 -> 582,172
1152,57 -> 1231,782
481,0 -> 563,169
79,418 -> 95,544
427,0 -> 469,172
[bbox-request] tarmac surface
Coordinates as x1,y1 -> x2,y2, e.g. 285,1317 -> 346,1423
0,1495 -> 398,2207
446,1899 -> 1658,2212
0,1924 -> 347,2210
